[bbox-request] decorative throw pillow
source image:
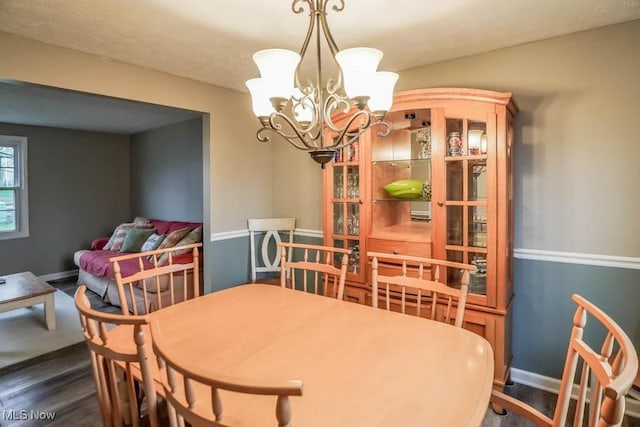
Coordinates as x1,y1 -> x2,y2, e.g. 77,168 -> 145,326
155,227 -> 191,251
133,216 -> 151,225
157,226 -> 202,266
140,233 -> 165,252
103,222 -> 154,251
103,223 -> 131,250
119,228 -> 155,253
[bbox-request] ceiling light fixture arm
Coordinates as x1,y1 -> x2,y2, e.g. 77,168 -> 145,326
246,0 -> 399,166
257,112 -> 317,150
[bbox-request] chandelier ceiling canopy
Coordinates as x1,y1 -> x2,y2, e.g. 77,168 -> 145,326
246,0 -> 399,166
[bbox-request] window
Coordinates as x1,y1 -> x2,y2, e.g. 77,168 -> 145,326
0,135 -> 29,239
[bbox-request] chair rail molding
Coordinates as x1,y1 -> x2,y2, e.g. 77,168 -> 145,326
210,229 -> 249,242
208,232 -> 640,270
514,249 -> 640,270
211,228 -> 323,242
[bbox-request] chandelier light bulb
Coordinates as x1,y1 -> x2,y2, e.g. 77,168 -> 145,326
245,78 -> 274,117
292,89 -> 314,124
335,47 -> 383,98
252,49 -> 300,101
368,71 -> 399,114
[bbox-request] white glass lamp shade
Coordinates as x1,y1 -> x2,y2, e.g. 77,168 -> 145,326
252,49 -> 300,100
336,47 -> 382,98
245,78 -> 273,117
292,89 -> 314,123
367,71 -> 399,113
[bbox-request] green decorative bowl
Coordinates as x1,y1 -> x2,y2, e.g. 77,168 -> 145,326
383,179 -> 424,200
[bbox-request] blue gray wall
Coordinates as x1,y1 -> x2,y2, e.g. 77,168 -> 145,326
130,118 -> 203,222
513,260 -> 640,378
0,122 -> 130,275
208,233 -> 322,293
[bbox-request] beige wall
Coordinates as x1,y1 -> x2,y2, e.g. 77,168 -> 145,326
398,20 -> 640,256
0,32 -> 272,236
272,139 -> 324,230
271,20 -> 640,256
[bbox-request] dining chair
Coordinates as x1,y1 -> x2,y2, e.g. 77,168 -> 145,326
630,361 -> 640,400
368,252 -> 475,328
278,242 -> 351,300
111,242 -> 202,315
491,294 -> 638,426
74,285 -> 159,427
248,217 -> 296,285
149,319 -> 304,427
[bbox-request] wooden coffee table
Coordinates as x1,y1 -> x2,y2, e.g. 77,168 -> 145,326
0,272 -> 56,330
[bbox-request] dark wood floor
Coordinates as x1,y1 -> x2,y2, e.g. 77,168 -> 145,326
0,277 -> 638,426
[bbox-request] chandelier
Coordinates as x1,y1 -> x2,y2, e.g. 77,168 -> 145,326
245,0 -> 399,166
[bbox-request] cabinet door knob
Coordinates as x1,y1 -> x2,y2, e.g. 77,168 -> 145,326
437,201 -> 444,207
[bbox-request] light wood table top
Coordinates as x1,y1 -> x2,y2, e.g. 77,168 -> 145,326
0,272 -> 55,303
112,284 -> 494,426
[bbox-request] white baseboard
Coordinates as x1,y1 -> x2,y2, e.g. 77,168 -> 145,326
511,368 -> 640,418
39,269 -> 78,282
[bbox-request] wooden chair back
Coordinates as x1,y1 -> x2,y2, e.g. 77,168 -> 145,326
491,294 -> 639,426
248,218 -> 296,284
150,319 -> 303,427
111,242 -> 202,315
74,285 -> 159,427
278,242 -> 350,300
368,252 -> 475,328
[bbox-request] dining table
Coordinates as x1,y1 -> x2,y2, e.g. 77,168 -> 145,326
108,283 -> 494,426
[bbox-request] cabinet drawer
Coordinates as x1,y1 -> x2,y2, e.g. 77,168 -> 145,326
368,238 -> 431,258
343,285 -> 367,304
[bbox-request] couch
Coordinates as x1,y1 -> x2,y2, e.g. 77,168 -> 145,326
74,218 -> 203,312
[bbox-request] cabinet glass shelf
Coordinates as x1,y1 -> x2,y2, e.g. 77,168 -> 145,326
373,198 -> 431,202
372,158 -> 431,166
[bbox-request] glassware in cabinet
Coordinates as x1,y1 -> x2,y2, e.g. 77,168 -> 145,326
326,130 -> 366,281
439,115 -> 492,302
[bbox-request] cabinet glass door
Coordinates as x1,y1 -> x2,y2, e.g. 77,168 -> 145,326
328,137 -> 364,281
442,117 -> 491,301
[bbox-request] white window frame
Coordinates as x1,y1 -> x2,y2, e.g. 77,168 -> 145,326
0,135 -> 29,240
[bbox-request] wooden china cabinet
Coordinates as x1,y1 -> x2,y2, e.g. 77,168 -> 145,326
322,88 -> 518,389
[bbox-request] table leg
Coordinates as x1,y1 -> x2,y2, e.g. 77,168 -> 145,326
44,293 -> 56,331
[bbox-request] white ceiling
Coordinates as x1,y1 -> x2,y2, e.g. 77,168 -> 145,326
0,0 -> 639,132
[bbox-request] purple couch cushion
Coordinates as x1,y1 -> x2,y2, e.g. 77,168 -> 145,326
79,250 -> 153,278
